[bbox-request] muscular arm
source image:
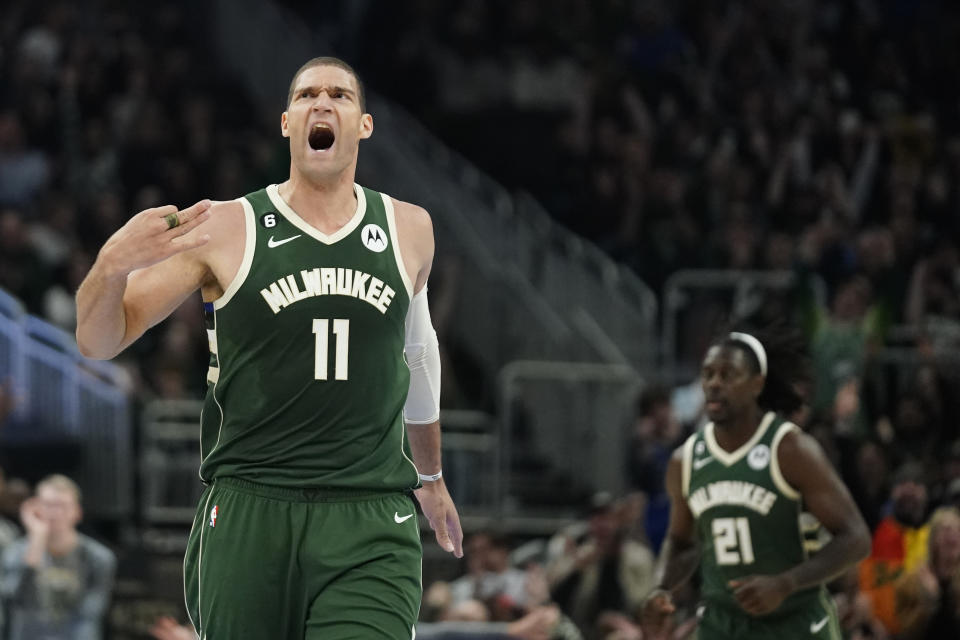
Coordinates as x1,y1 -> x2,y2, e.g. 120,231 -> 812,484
730,428 -> 871,615
75,201 -> 214,359
394,199 -> 463,558
776,430 -> 871,591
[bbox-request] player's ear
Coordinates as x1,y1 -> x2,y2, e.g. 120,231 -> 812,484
359,113 -> 373,140
750,373 -> 765,400
281,111 -> 290,138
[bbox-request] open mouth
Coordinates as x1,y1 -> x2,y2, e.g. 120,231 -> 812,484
309,123 -> 335,150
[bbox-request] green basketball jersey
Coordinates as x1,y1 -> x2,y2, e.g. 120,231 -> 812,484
682,412 -> 825,617
197,183 -> 418,490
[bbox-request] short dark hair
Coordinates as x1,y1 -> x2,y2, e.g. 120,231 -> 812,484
286,56 -> 366,111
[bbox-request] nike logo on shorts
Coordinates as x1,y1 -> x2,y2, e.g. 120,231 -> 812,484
810,615 -> 829,633
395,512 -> 414,524
267,234 -> 301,248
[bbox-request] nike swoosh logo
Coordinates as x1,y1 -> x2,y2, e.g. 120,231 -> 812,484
394,512 -> 414,524
267,234 -> 301,248
810,616 -> 829,633
693,456 -> 713,470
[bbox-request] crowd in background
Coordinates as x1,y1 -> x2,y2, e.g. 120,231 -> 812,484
3,0 -> 960,638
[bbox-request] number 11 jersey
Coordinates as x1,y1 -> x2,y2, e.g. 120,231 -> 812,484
198,183 -> 417,491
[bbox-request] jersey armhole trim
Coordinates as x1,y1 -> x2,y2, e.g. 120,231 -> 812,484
681,433 -> 697,498
382,193 -> 415,300
771,421 -> 802,500
212,198 -> 256,310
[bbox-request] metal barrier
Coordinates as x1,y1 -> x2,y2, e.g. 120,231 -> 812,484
210,0 -> 658,376
498,361 -> 644,517
0,288 -> 132,518
140,400 -> 500,525
661,269 -> 827,382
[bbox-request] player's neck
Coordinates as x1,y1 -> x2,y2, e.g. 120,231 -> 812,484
713,405 -> 763,451
279,168 -> 358,233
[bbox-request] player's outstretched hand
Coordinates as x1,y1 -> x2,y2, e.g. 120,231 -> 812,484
100,200 -> 212,277
414,479 -> 463,558
729,574 -> 793,616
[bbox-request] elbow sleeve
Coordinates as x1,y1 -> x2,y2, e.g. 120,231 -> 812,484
403,286 -> 441,424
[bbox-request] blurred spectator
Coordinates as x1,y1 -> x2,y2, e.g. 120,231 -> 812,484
150,616 -> 197,640
859,462 -> 931,635
834,566 -> 889,640
849,440 -> 890,532
0,474 -> 116,640
546,493 -> 655,639
450,531 -> 531,615
149,617 -> 198,640
625,386 -> 687,552
895,507 -> 960,639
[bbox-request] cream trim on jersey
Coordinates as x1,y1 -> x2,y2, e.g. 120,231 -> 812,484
681,433 -> 697,498
183,496 -> 203,634
266,183 -> 366,245
704,411 -> 775,467
770,421 -> 802,500
199,308 -> 227,483
195,489 -> 214,637
205,329 -> 219,384
382,193 -> 415,300
212,198 -> 256,310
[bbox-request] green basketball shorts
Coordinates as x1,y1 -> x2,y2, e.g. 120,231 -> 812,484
698,594 -> 841,640
183,478 -> 422,639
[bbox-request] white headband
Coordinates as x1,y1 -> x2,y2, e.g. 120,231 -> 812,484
728,332 -> 767,377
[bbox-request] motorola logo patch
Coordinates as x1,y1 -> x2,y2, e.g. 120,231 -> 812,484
361,223 -> 388,253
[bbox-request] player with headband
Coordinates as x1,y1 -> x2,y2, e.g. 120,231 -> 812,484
642,326 -> 870,639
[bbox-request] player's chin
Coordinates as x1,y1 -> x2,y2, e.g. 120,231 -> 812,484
705,401 -> 727,422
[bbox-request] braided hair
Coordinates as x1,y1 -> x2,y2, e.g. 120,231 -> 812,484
717,322 -> 811,416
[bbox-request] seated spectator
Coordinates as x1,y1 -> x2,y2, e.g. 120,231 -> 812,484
895,507 -> 960,639
547,492 -> 655,638
451,531 -> 530,612
859,462 -> 931,634
0,474 -> 116,640
834,567 -> 888,640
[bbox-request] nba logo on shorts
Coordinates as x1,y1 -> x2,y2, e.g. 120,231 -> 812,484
209,505 -> 219,528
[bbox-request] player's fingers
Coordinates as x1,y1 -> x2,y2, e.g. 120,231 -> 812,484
431,510 -> 454,553
447,510 -> 464,557
175,199 -> 213,225
142,204 -> 178,221
169,208 -> 211,238
169,233 -> 211,253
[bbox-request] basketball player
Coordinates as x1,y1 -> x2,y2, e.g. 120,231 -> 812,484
75,57 -> 462,638
642,329 -> 871,639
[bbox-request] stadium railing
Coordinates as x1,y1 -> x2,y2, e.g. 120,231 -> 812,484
209,0 -> 658,379
0,287 -> 132,519
140,400 -> 500,526
661,269 -> 828,383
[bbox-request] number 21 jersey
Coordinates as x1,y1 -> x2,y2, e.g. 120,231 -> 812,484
682,412 -> 825,617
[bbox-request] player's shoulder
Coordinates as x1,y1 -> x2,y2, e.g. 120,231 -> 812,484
773,420 -> 812,454
208,198 -> 244,220
388,196 -> 433,232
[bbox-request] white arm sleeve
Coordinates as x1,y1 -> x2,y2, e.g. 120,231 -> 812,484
403,286 -> 441,424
